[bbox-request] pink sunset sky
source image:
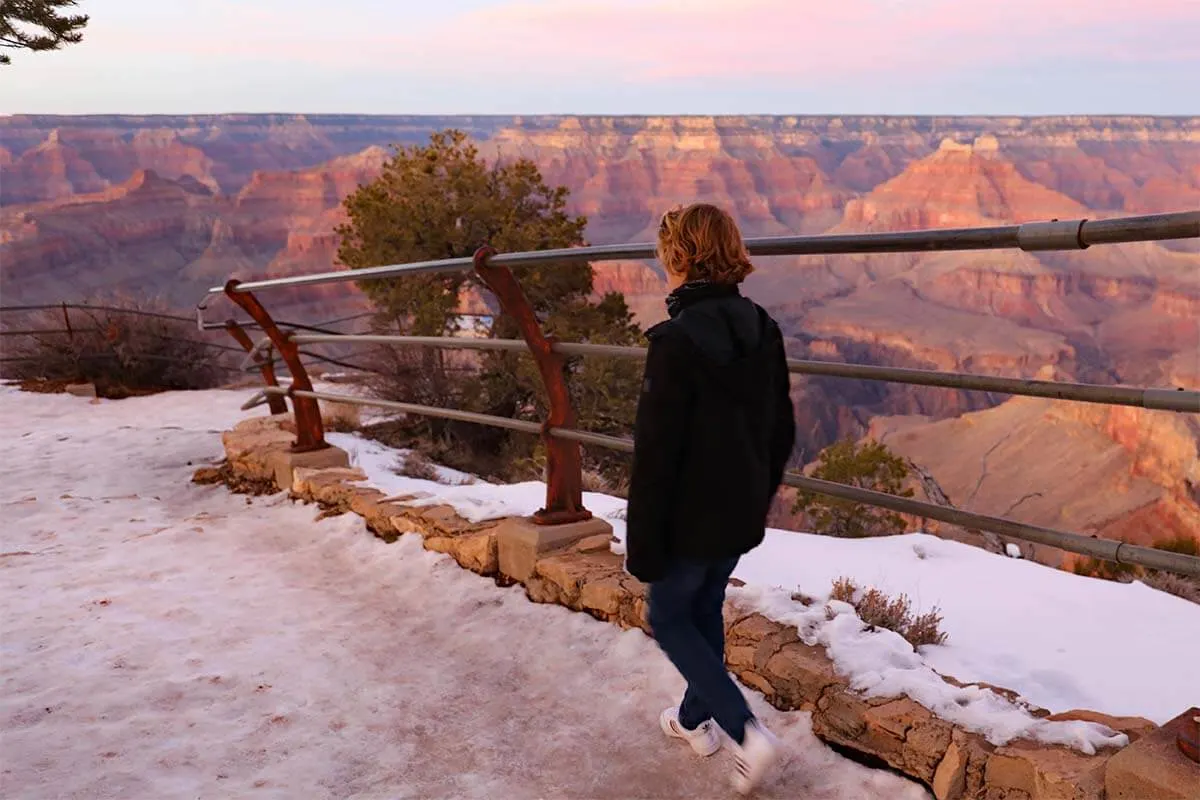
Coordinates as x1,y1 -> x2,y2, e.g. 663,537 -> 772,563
1,0 -> 1197,114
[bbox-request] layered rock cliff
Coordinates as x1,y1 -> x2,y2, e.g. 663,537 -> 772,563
0,114 -> 506,204
796,135 -> 1200,397
4,115 -> 1195,375
2,114 -> 1197,551
862,397 -> 1200,563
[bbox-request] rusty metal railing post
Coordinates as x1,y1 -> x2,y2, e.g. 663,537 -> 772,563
223,319 -> 289,415
223,280 -> 327,452
472,246 -> 591,525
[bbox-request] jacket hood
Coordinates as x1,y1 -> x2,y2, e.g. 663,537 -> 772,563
657,289 -> 779,404
672,293 -> 767,366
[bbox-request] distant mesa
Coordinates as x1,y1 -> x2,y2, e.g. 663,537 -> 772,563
839,133 -> 1088,231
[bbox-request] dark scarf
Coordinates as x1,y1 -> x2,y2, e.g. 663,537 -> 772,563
665,279 -> 740,318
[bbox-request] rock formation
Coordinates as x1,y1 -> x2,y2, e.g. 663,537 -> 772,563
866,397 -> 1200,563
2,114 -> 1196,551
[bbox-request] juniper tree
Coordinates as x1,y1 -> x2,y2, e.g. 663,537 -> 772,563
337,129 -> 642,480
794,437 -> 914,537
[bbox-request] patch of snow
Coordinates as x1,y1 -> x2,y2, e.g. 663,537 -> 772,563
334,429 -> 1199,746
728,531 -> 1199,734
743,583 -> 1124,752
0,386 -> 926,799
329,431 -> 628,529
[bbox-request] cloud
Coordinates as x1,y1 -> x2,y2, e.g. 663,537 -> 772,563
379,0 -> 1200,82
71,0 -> 1200,92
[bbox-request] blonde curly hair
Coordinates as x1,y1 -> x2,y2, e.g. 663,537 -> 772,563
656,203 -> 754,284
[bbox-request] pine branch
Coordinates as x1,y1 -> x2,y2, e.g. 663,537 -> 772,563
0,0 -> 88,64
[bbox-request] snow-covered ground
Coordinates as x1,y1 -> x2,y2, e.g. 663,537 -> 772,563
0,386 -> 926,800
735,534 -> 1199,740
329,421 -> 1200,749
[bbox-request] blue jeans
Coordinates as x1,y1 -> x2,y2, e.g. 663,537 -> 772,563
648,557 -> 752,744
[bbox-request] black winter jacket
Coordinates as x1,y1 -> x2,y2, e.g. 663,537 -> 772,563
624,281 -> 796,583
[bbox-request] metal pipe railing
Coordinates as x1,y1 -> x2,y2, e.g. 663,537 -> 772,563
776,474 -> 1199,577
262,386 -> 543,435
241,389 -> 271,411
552,425 -> 1200,575
785,361 -> 1196,413
0,303 -> 198,324
236,340 -> 375,376
264,387 -> 1200,579
0,328 -> 100,336
0,302 -> 364,343
207,209 -> 1200,574
287,333 -> 1200,413
291,333 -> 530,353
200,210 -> 1200,302
0,353 -> 244,371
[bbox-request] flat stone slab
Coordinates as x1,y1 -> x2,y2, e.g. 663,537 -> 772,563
495,516 -> 613,583
1105,707 -> 1200,800
266,446 -> 350,492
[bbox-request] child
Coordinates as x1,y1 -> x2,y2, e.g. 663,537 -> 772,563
625,203 -> 796,795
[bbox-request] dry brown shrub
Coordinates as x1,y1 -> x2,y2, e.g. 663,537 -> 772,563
580,469 -> 611,494
395,451 -> 439,482
855,588 -> 914,633
1142,572 -> 1200,606
319,399 -> 362,432
3,297 -> 230,397
826,577 -> 948,649
830,576 -> 859,604
906,609 -> 950,647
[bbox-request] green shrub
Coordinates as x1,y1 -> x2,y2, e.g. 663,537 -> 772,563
794,438 -> 914,538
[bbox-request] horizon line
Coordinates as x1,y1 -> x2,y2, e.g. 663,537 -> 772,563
4,111 -> 1200,120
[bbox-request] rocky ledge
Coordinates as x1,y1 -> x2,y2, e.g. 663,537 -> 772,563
204,414 -> 1200,800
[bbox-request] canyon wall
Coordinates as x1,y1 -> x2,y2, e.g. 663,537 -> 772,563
2,114 -> 1197,547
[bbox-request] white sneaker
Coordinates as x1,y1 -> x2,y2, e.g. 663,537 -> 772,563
659,706 -> 722,757
731,719 -> 780,795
